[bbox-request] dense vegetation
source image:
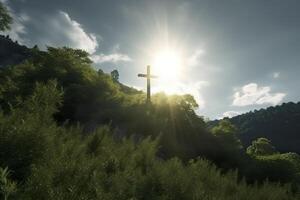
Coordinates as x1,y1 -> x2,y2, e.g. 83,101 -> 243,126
0,81 -> 298,199
1,2 -> 300,199
0,2 -> 12,32
210,102 -> 300,154
0,43 -> 299,199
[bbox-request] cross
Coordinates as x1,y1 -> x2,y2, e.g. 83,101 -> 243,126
138,65 -> 158,103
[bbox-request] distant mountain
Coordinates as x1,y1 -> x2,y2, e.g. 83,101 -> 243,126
210,102 -> 300,154
0,34 -> 32,68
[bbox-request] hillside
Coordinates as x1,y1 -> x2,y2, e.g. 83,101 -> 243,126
1,1 -> 300,199
0,37 -> 299,199
0,35 -> 32,68
210,102 -> 300,154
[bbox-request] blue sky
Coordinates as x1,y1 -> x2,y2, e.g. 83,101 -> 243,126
1,0 -> 300,119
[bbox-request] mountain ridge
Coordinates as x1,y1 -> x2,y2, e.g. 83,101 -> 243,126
210,102 -> 300,154
0,34 -> 33,68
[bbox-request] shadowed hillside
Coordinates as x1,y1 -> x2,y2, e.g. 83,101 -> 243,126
210,102 -> 300,154
1,1 -> 300,199
0,36 -> 300,199
0,35 -> 33,68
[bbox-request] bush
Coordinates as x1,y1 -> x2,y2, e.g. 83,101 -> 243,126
0,167 -> 16,200
0,83 -> 297,199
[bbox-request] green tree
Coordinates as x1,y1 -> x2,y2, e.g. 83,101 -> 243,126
111,69 -> 119,82
0,47 -> 122,124
0,2 -> 12,31
211,120 -> 243,168
0,73 -> 298,199
0,80 -> 62,181
211,120 -> 242,150
247,138 -> 278,156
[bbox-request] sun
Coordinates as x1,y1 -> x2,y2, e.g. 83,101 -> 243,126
152,49 -> 183,82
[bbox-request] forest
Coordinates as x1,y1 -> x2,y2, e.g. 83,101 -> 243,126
1,2 -> 300,199
210,102 -> 300,154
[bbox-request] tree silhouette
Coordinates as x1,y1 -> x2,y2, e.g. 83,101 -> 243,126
111,69 -> 119,82
0,2 -> 12,31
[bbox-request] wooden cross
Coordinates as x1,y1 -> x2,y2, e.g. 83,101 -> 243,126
138,65 -> 158,103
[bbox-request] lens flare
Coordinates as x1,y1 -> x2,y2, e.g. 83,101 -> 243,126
152,49 -> 182,82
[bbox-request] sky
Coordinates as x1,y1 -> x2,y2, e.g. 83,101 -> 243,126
1,0 -> 300,119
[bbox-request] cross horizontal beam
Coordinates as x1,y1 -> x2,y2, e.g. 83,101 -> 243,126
138,74 -> 158,78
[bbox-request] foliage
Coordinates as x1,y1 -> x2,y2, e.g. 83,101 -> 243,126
211,120 -> 241,150
243,138 -> 300,189
245,153 -> 300,187
247,138 -> 278,156
0,46 -> 218,162
111,69 -> 119,82
0,84 -> 298,199
0,2 -> 12,31
210,102 -> 300,154
0,167 -> 16,200
211,120 -> 244,168
0,80 -> 62,181
0,45 -> 300,198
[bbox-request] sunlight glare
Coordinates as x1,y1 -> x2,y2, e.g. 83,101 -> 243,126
152,49 -> 182,82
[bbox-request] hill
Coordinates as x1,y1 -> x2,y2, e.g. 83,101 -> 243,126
0,38 -> 299,199
1,2 -> 300,198
0,35 -> 33,68
210,102 -> 300,154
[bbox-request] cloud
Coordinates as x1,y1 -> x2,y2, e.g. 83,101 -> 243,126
90,43 -> 132,64
222,111 -> 241,118
44,11 -> 98,54
187,49 -> 205,67
233,83 -> 286,106
90,53 -> 132,64
186,49 -> 220,74
1,4 -> 129,63
0,0 -> 29,44
273,72 -> 280,79
6,10 -> 99,53
1,5 -> 99,53
189,81 -> 210,109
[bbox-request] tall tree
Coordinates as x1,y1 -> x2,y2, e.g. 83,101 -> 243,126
0,2 -> 12,31
111,69 -> 119,82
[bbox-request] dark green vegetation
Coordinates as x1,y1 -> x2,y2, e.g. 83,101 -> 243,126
210,102 -> 300,154
1,3 -> 300,199
0,1 -> 32,69
0,41 -> 299,199
0,81 -> 298,200
0,2 -> 12,32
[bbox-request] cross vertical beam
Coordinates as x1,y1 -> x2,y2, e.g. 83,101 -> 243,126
147,65 -> 151,102
138,65 -> 158,103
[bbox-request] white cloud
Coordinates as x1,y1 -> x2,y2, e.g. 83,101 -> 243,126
90,53 -> 132,64
233,83 -> 286,106
46,11 -> 98,54
90,43 -> 132,64
1,5 -> 130,63
1,6 -> 99,53
0,0 -> 28,44
222,111 -> 241,118
273,72 -> 280,79
187,49 -> 205,67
